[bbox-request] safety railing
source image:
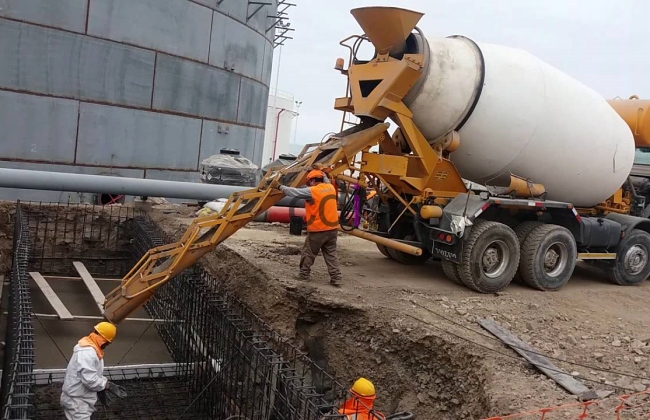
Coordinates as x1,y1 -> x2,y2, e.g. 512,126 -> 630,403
483,388 -> 650,419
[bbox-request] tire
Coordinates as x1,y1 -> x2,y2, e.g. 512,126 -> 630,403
604,229 -> 650,286
376,243 -> 392,258
520,224 -> 577,291
512,221 -> 544,283
441,260 -> 462,284
385,234 -> 431,265
458,219 -> 520,293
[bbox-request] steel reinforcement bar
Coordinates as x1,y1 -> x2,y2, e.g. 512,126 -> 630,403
131,212 -> 383,419
1,202 -> 36,419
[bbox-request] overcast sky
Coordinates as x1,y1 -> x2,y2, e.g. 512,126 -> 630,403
269,0 -> 650,146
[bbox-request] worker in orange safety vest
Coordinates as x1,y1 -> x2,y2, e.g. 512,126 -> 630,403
279,169 -> 343,286
338,377 -> 386,420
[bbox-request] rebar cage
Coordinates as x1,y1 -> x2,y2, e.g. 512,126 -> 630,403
0,202 -> 384,420
1,203 -> 35,420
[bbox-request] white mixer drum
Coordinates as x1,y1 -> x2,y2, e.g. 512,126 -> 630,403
403,34 -> 635,207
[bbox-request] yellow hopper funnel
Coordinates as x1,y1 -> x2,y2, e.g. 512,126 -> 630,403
350,6 -> 424,55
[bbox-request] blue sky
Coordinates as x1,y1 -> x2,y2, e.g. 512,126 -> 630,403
271,0 -> 650,145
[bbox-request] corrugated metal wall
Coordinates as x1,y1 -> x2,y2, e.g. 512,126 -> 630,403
0,0 -> 276,202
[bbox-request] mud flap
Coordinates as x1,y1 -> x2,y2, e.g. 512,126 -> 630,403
432,241 -> 463,263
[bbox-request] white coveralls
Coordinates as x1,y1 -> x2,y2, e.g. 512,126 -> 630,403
60,344 -> 107,420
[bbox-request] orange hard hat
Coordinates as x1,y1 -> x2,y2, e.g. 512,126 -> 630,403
306,170 -> 325,181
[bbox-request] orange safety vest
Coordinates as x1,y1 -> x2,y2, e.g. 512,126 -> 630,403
338,394 -> 386,420
305,183 -> 339,232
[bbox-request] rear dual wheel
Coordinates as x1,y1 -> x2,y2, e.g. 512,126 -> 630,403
519,224 -> 577,291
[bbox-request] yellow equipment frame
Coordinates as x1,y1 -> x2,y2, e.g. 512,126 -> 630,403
103,6 -> 472,324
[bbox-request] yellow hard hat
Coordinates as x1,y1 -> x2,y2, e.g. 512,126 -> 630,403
351,377 -> 375,397
94,322 -> 117,343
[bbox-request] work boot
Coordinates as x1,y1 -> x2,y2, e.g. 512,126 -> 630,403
330,278 -> 342,287
293,274 -> 309,282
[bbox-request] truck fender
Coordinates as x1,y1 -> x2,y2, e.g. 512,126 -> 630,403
604,213 -> 650,236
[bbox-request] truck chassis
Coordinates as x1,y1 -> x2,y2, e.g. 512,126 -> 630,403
372,191 -> 650,293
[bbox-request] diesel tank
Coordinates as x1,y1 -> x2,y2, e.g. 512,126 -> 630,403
399,28 -> 635,207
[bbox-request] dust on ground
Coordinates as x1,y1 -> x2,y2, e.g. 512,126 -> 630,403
150,206 -> 650,418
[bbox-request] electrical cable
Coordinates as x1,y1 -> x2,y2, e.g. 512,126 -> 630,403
176,354 -> 237,420
115,317 -> 158,365
397,310 -> 642,394
33,314 -> 69,364
409,299 -> 650,382
393,302 -> 645,392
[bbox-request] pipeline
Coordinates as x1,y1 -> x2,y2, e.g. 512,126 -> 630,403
0,168 -> 307,207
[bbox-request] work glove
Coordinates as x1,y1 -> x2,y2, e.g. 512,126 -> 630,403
106,381 -> 128,398
97,389 -> 109,406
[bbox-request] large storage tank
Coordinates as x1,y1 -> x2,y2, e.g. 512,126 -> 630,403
353,7 -> 636,208
0,0 -> 280,203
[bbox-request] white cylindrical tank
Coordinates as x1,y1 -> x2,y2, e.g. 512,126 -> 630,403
403,34 -> 635,207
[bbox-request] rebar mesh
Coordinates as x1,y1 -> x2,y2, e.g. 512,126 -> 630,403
1,202 -> 384,420
1,203 -> 36,420
132,213 -> 355,419
23,202 -> 135,277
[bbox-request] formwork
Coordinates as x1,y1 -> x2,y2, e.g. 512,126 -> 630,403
0,202 -> 381,419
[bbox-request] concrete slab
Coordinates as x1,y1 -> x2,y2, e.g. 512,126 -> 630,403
200,121 -> 257,162
152,53 -> 240,122
209,12 -> 265,81
237,79 -> 268,127
0,90 -> 78,163
88,0 -> 212,63
0,19 -> 155,108
76,103 -> 202,170
0,0 -> 88,33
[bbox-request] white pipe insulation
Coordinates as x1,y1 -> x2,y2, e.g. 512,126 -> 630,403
0,168 -> 305,207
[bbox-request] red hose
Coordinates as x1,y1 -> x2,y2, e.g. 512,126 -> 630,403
253,206 -> 348,224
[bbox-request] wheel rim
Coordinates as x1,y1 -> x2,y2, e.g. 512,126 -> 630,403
481,240 -> 510,278
624,244 -> 648,275
543,241 -> 569,278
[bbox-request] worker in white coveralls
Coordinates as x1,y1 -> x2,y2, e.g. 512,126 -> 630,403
60,322 -> 117,419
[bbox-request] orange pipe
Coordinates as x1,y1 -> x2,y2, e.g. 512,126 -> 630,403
253,206 -> 347,224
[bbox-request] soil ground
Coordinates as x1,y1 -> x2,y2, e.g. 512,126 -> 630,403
148,204 -> 650,419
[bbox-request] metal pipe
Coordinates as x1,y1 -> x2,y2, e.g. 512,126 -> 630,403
342,228 -> 423,256
0,168 -> 306,206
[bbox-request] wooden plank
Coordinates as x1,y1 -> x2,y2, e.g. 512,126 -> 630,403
29,272 -> 74,320
478,318 -> 598,401
44,276 -> 122,282
72,261 -> 105,315
2,312 -> 177,323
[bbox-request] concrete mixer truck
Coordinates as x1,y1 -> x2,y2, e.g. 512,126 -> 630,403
100,6 -> 650,325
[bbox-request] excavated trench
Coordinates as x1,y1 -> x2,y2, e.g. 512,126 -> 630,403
0,202 -> 493,419
149,210 -> 494,419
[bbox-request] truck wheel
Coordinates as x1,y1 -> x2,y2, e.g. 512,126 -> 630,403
376,244 -> 392,258
512,221 -> 543,283
441,260 -> 462,284
386,234 -> 431,265
520,224 -> 577,291
605,229 -> 650,286
458,220 -> 520,293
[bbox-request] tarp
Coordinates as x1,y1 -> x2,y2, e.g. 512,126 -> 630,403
199,149 -> 260,187
262,154 -> 298,173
